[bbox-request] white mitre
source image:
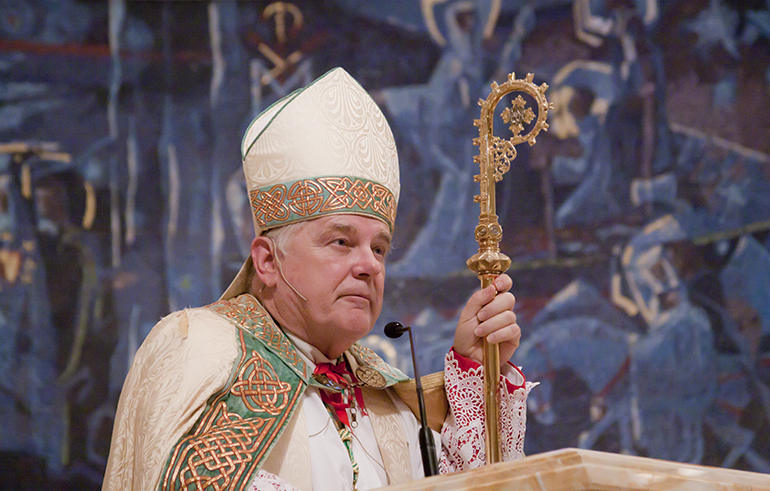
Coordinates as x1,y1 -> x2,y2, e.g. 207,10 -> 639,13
221,67 -> 400,299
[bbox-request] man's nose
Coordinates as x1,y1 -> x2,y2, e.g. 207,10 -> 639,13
352,246 -> 383,277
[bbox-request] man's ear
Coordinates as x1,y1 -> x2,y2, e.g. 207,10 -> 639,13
251,235 -> 279,288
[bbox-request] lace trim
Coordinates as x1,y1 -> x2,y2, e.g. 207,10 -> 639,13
248,469 -> 301,491
439,349 -> 534,472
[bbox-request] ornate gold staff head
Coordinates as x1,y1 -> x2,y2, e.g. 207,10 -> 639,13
467,73 -> 553,279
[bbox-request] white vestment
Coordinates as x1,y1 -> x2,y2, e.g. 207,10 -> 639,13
102,303 -> 535,491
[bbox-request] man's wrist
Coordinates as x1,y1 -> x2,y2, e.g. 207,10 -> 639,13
448,347 -> 525,391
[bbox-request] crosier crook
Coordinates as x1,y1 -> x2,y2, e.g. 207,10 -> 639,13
467,72 -> 552,464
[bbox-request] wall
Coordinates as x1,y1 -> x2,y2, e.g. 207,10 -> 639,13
0,0 -> 769,487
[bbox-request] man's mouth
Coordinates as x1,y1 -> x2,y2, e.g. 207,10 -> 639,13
340,292 -> 371,303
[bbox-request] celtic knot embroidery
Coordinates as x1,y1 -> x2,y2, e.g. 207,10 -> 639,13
319,177 -> 396,224
287,179 -> 324,216
232,352 -> 293,415
251,185 -> 290,226
177,403 -> 266,490
319,177 -> 371,210
248,176 -> 396,232
369,184 -> 396,220
350,344 -> 402,380
207,295 -> 308,378
350,180 -> 375,207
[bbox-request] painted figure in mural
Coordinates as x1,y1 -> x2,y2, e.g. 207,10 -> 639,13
515,212 -> 770,471
619,216 -> 716,463
624,217 -> 770,469
102,68 -> 535,491
0,1 -> 99,473
0,150 -> 68,473
516,216 -> 716,462
546,0 -> 675,229
548,73 -> 621,228
513,279 -> 642,454
0,140 -> 130,481
381,0 -> 535,278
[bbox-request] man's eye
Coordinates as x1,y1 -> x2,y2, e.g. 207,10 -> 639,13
373,246 -> 389,257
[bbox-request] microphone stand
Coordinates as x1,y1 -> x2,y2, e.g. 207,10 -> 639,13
385,322 -> 439,476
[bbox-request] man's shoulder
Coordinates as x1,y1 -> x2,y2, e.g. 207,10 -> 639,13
203,293 -> 277,333
132,307 -> 240,372
348,343 -> 410,386
106,307 -> 242,491
146,293 -> 270,342
149,306 -> 237,340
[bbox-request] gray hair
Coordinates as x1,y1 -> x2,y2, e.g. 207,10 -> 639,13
263,221 -> 306,256
260,221 -> 310,301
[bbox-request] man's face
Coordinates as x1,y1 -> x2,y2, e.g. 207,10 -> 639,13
271,214 -> 391,359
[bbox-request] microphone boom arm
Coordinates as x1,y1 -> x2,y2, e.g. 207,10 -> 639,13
385,322 -> 439,476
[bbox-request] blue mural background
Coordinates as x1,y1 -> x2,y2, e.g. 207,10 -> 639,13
1,0 -> 769,487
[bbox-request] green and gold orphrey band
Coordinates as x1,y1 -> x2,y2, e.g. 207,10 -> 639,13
249,176 -> 397,232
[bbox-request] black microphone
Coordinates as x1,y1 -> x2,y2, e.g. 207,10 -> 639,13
384,321 -> 439,477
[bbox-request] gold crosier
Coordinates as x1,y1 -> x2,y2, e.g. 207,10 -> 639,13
468,73 -> 552,464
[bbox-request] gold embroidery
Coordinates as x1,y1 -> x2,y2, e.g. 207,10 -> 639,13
369,183 -> 396,220
176,402 -> 269,490
207,295 -> 309,378
232,351 -> 293,415
350,344 -> 402,379
249,176 -> 397,232
318,177 -> 396,223
287,179 -> 324,216
252,184 -> 290,225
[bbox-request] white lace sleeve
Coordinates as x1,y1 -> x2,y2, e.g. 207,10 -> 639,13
248,469 -> 303,491
439,349 -> 535,473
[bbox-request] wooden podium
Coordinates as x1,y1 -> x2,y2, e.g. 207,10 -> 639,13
377,448 -> 770,491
